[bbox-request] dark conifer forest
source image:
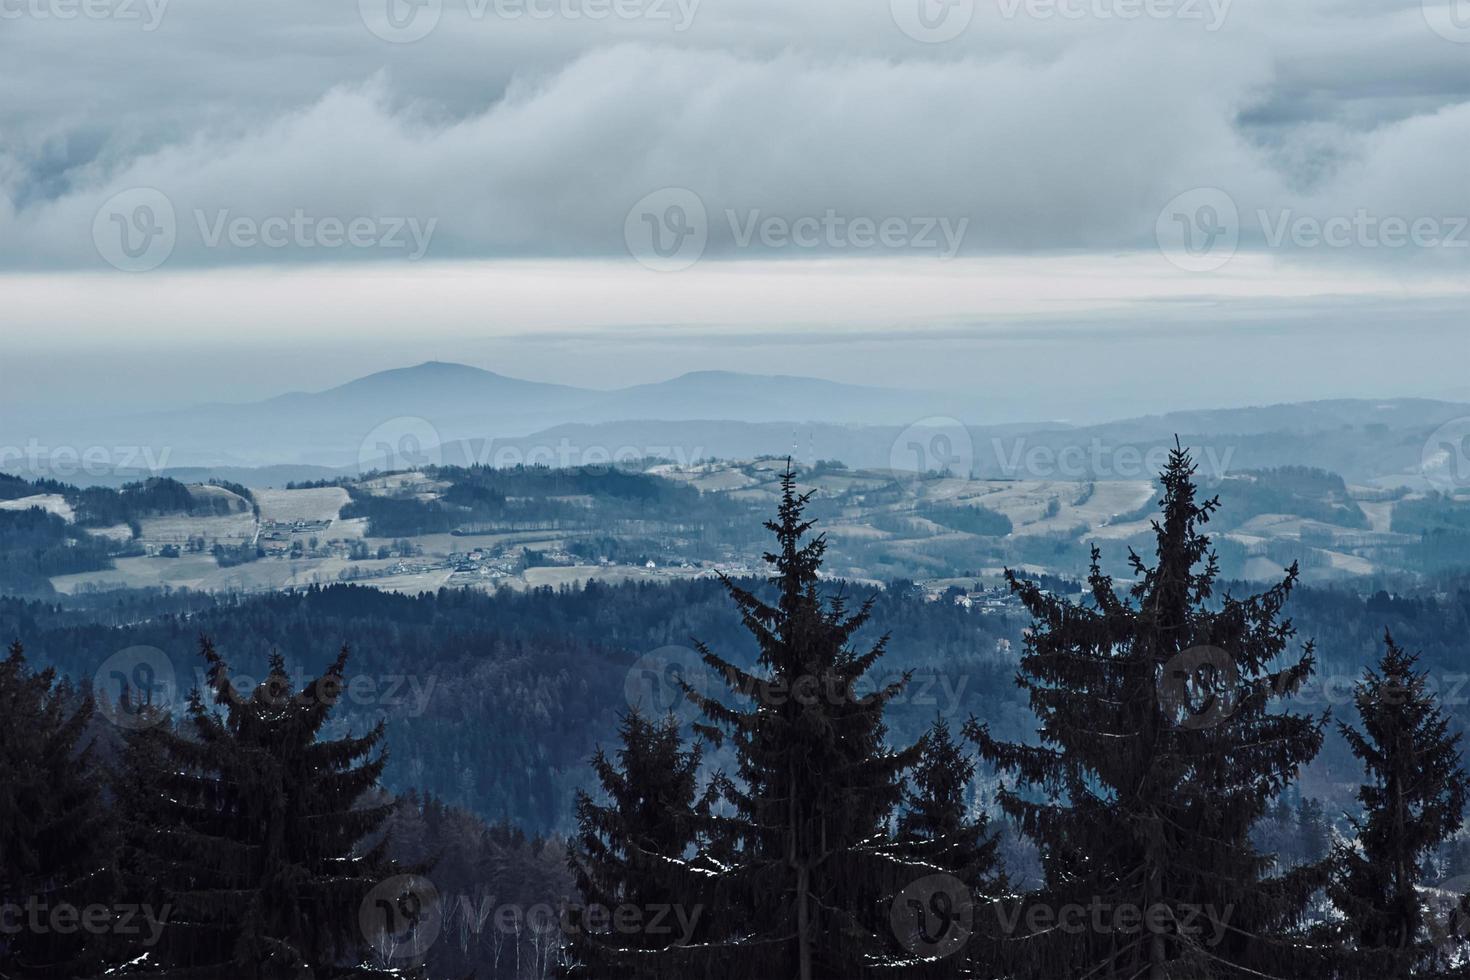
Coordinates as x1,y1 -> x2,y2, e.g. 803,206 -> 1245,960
5,454 -> 1470,978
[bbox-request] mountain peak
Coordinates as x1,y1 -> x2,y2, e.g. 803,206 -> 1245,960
390,360 -> 500,379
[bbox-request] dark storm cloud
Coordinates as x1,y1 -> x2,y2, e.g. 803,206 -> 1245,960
0,0 -> 1468,268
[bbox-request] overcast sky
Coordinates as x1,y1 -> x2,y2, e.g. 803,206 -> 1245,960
1,0 -> 1468,418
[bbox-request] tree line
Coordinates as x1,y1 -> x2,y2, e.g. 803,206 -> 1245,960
3,450 -> 1470,977
561,454 -> 1470,979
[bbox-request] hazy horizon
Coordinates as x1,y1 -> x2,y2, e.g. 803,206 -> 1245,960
4,0 -> 1468,430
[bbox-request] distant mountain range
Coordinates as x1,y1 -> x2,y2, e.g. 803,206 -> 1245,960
12,362 -> 976,471
7,361 -> 1469,488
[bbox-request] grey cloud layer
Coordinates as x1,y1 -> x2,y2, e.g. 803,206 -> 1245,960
2,0 -> 1469,268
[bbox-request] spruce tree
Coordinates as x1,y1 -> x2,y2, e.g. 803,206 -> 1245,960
969,443 -> 1329,979
894,717 -> 1006,979
117,636 -> 416,979
653,465 -> 924,979
897,717 -> 1003,892
0,641 -> 111,979
1330,630 -> 1470,977
561,710 -> 707,978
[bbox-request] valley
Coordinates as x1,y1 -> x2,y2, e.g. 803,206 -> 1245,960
9,448 -> 1469,603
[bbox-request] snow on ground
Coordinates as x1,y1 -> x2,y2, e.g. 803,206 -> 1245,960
84,523 -> 135,543
1356,499 -> 1394,534
253,486 -> 349,524
189,483 -> 250,511
518,564 -> 713,591
0,493 -> 74,521
136,512 -> 257,546
50,555 -> 405,595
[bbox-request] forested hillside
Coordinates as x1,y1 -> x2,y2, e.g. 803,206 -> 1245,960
5,457 -> 1470,977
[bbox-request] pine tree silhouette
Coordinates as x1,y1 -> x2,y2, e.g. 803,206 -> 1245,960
897,718 -> 1003,893
117,636 -> 418,978
894,717 -> 1007,979
0,641 -> 110,979
970,442 -> 1330,979
561,709 -> 708,978
646,464 -> 925,979
1330,630 -> 1470,977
